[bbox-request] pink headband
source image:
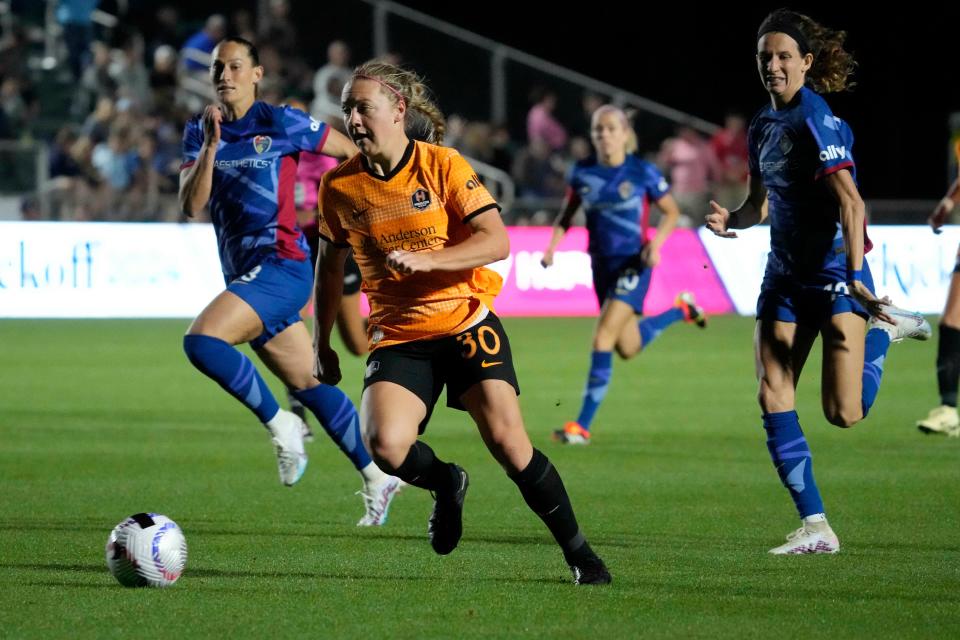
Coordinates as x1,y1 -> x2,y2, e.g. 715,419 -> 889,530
354,74 -> 406,107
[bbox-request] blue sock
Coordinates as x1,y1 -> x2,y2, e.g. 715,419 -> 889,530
291,385 -> 372,471
861,327 -> 891,417
763,411 -> 824,519
183,334 -> 279,423
575,351 -> 613,430
638,308 -> 684,349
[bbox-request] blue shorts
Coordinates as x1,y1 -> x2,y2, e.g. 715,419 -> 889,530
225,256 -> 312,349
757,260 -> 875,327
592,253 -> 652,314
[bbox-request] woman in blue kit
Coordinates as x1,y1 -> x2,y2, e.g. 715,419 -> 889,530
705,9 -> 930,554
178,37 -> 402,526
541,104 -> 706,445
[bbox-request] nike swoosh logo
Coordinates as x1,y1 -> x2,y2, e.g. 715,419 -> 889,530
481,361 -> 503,368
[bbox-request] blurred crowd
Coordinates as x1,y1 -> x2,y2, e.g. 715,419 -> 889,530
1,1 -> 746,224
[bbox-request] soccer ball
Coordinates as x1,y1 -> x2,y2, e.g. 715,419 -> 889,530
105,513 -> 187,587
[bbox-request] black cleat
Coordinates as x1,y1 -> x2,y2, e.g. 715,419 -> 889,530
428,464 -> 469,555
569,555 -> 612,585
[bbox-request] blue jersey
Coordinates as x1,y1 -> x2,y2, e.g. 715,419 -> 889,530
748,86 -> 863,277
181,101 -> 330,281
567,155 -> 670,259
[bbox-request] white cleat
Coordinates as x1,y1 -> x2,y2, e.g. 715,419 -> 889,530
356,476 -> 405,526
769,524 -> 840,555
869,305 -> 931,343
268,410 -> 308,486
917,405 -> 960,437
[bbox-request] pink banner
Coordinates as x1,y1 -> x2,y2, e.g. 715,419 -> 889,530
487,227 -> 734,316
356,227 -> 734,317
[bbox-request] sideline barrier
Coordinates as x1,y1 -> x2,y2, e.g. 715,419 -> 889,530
1,222 -> 953,318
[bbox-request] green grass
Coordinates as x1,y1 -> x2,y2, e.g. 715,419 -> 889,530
0,316 -> 958,638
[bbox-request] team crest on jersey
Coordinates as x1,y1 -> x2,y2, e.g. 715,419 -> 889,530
411,188 -> 431,211
778,133 -> 793,156
253,135 -> 272,154
618,180 -> 635,199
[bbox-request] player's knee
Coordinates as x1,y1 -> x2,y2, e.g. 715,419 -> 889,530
486,419 -> 523,449
592,329 -> 618,352
484,421 -> 531,471
615,342 -> 639,360
368,428 -> 414,470
824,405 -> 862,428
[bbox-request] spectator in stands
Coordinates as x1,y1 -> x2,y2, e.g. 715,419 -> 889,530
92,126 -> 137,193
527,87 -> 567,152
76,40 -> 116,116
657,125 -> 719,224
112,34 -> 151,111
81,95 -> 114,144
709,112 -> 749,208
149,45 -> 178,116
310,40 -> 352,123
0,77 -> 30,136
181,14 -> 226,73
20,195 -> 41,221
50,125 -> 82,179
569,136 -> 592,162
48,125 -> 89,220
0,19 -> 31,82
512,137 -> 566,198
460,121 -> 494,164
57,0 -> 99,81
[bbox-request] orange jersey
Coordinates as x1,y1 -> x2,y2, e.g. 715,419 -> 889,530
318,140 -> 503,349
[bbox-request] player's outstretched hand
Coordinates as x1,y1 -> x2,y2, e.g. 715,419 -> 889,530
848,280 -> 894,324
705,200 -> 738,238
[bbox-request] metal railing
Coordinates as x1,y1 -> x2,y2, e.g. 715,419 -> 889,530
363,0 -> 718,136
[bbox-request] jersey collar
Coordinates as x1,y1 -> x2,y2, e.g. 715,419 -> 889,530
362,139 -> 415,182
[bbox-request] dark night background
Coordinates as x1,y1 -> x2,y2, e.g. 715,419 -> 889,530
125,0 -> 959,201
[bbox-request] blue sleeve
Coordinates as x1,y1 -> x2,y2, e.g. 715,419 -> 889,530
279,105 -> 330,153
803,105 -> 855,180
180,117 -> 203,169
641,161 -> 671,200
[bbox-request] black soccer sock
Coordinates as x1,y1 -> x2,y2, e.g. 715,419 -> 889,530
392,441 -> 457,493
509,448 -> 594,564
937,325 -> 960,407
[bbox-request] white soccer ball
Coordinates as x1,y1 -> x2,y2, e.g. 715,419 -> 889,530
105,513 -> 187,588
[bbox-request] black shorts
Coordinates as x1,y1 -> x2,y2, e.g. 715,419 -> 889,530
362,313 -> 520,433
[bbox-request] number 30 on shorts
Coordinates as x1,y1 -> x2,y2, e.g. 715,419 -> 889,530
456,325 -> 501,359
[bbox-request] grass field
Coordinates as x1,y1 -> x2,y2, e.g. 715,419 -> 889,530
1,316 -> 958,638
